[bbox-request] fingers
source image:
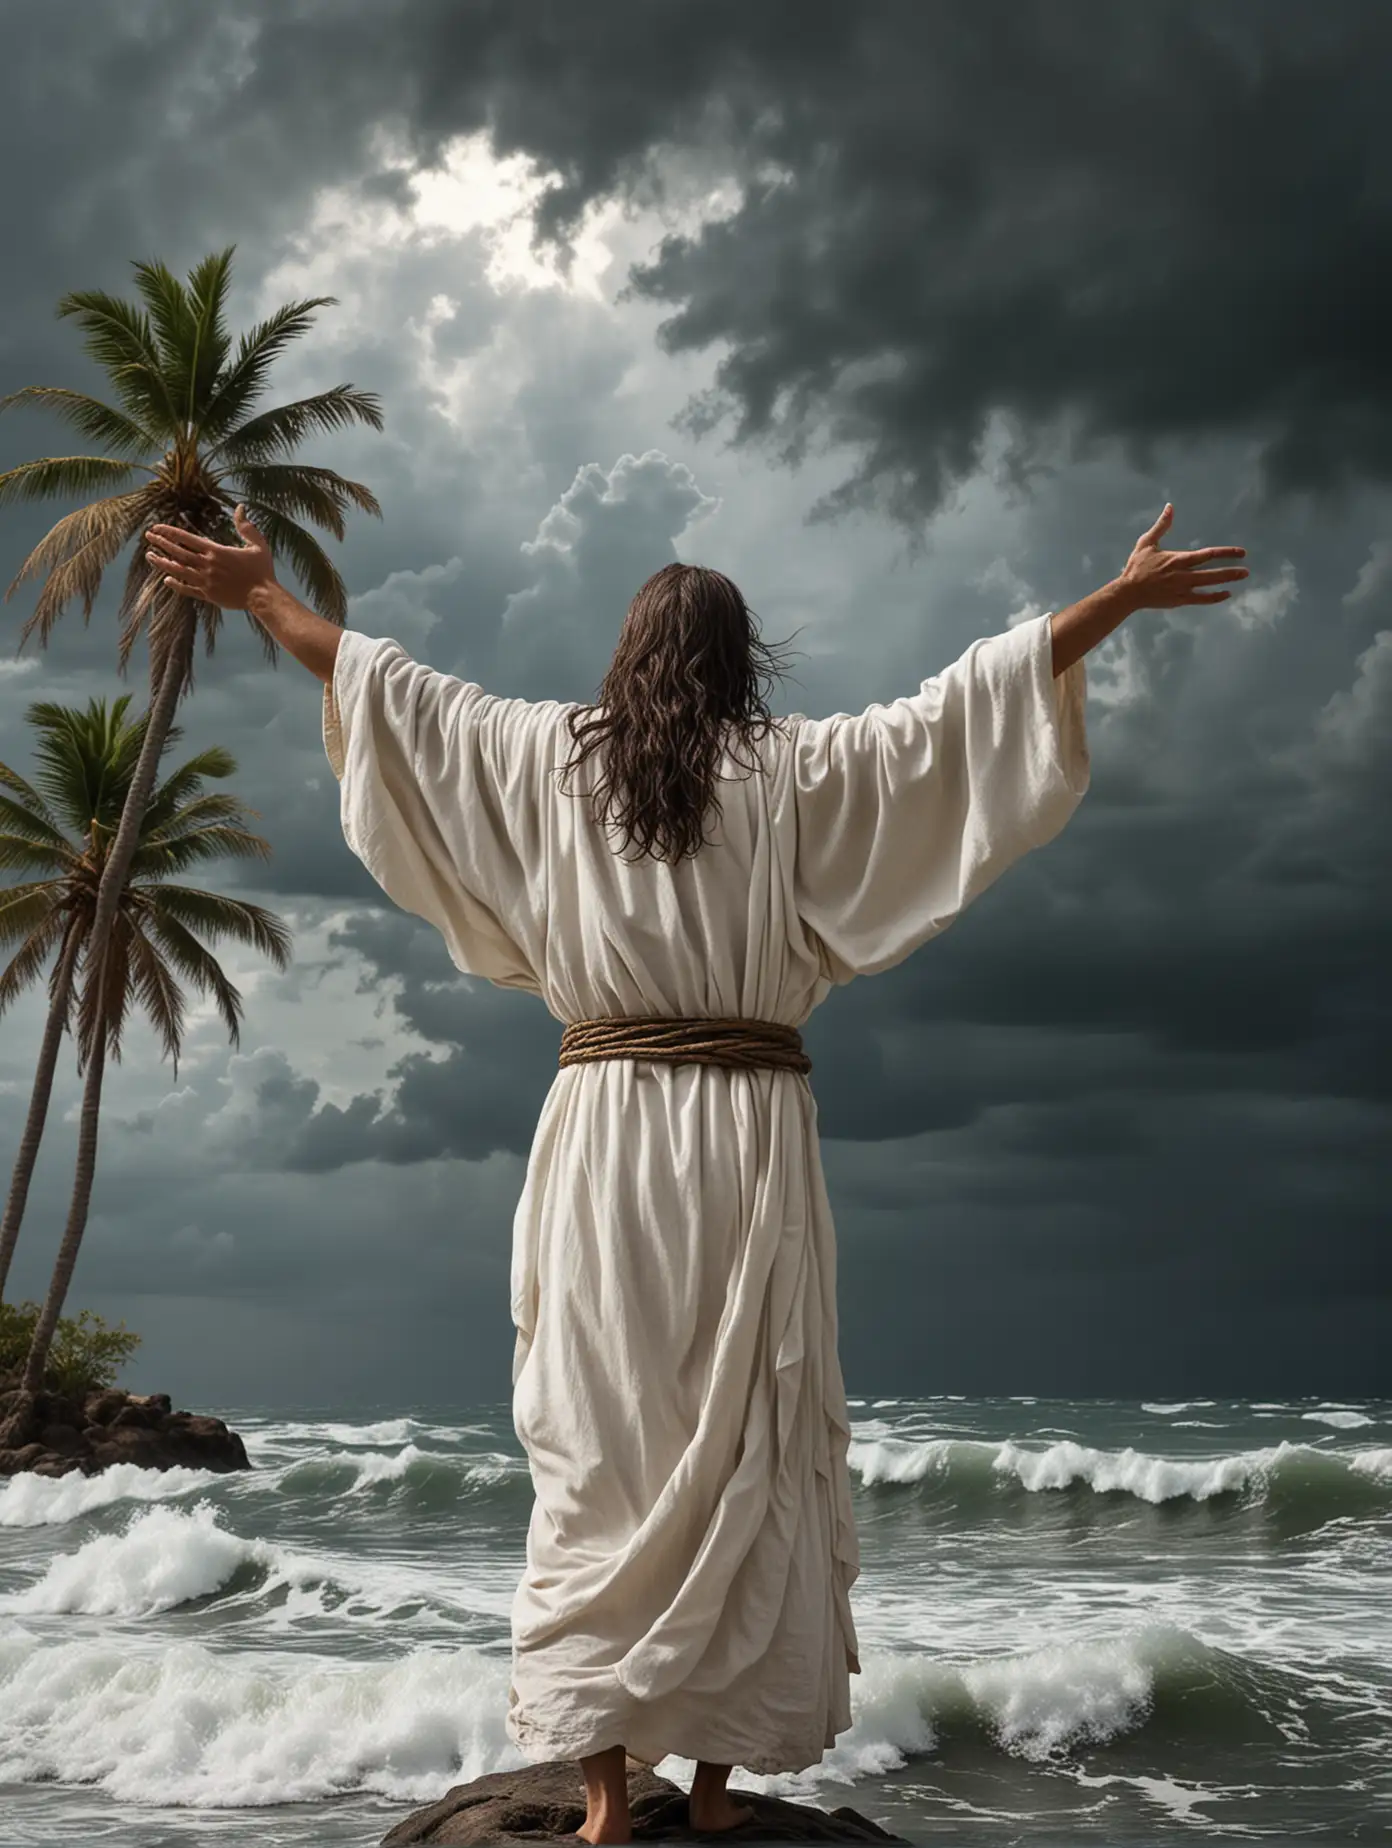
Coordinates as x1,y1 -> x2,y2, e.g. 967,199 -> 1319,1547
153,561 -> 199,590
146,548 -> 201,585
146,527 -> 207,562
1141,503 -> 1173,543
1182,545 -> 1246,562
1190,566 -> 1249,584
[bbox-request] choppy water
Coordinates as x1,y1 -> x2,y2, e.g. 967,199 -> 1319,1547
1,1396 -> 1389,1846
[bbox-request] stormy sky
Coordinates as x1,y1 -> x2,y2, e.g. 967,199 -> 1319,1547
1,0 -> 1387,1408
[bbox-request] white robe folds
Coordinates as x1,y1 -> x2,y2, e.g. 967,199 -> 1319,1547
323,610 -> 1090,1774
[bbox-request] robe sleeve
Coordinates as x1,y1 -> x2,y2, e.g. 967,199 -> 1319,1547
789,611 -> 1090,984
322,628 -> 545,997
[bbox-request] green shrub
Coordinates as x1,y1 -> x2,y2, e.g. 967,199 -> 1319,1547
0,1301 -> 142,1398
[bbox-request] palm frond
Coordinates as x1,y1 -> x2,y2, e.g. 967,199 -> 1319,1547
78,921 -> 132,1070
26,695 -> 144,834
145,909 -> 244,1045
148,884 -> 293,969
128,251 -> 238,433
129,258 -> 201,418
0,832 -> 73,876
0,387 -> 159,457
0,455 -> 147,511
0,901 -> 69,1018
3,671 -> 294,1074
138,750 -> 238,829
248,506 -> 349,627
5,487 -> 158,602
181,248 -> 237,425
112,532 -> 208,682
140,581 -> 209,696
122,917 -> 187,1073
207,384 -> 383,466
0,759 -> 62,833
199,296 -> 342,446
0,789 -> 72,855
131,822 -> 271,879
0,766 -> 77,910
231,462 -> 382,541
0,881 -> 64,951
52,287 -> 181,431
6,490 -> 156,651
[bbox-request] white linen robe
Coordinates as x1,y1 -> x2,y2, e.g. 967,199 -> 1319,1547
323,610 -> 1090,1774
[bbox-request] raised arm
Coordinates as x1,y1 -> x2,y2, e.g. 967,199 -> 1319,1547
1049,502 -> 1248,676
145,505 -> 343,684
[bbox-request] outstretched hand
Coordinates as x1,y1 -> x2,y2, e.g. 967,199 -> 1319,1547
1121,503 -> 1247,610
145,506 -> 278,611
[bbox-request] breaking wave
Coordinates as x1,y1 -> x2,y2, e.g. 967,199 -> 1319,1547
0,1612 -> 1362,1807
0,1501 -> 484,1627
847,1435 -> 1392,1525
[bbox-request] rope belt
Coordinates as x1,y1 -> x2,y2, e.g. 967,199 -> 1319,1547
558,1015 -> 812,1075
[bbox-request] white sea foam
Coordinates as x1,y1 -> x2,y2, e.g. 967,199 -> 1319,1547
848,1436 -> 960,1485
337,1443 -> 522,1490
0,1462 -> 217,1528
847,1435 -> 1392,1506
0,1618 -> 1190,1808
994,1440 -> 1260,1502
250,1416 -> 419,1449
318,1418 -> 417,1446
1350,1448 -> 1392,1481
3,1503 -> 274,1617
682,1623 -> 1207,1804
958,1631 -> 1156,1759
1303,1410 -> 1374,1429
344,1442 -> 435,1485
0,1625 -> 518,1805
0,1501 -> 431,1623
5,1500 -> 253,1618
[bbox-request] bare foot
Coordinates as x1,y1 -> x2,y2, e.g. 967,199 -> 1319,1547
575,1813 -> 632,1845
688,1792 -> 757,1833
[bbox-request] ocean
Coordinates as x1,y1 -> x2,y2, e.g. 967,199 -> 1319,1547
1,1395 -> 1388,1846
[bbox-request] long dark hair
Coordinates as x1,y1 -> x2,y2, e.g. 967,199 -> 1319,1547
554,562 -> 802,864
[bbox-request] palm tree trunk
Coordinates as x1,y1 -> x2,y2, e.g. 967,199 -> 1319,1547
0,1019 -> 108,1442
0,923 -> 81,1302
86,613 -> 194,973
0,616 -> 192,1448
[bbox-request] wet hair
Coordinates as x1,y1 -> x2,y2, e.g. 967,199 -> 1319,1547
554,562 -> 802,863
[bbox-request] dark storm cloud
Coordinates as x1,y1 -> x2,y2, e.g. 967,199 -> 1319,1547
227,0 -> 1392,528
14,0 -> 1372,548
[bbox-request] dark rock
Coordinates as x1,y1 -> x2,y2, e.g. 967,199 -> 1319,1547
83,1390 -> 128,1426
111,1403 -> 161,1431
380,1761 -> 910,1844
37,1422 -> 84,1455
0,1386 -> 252,1477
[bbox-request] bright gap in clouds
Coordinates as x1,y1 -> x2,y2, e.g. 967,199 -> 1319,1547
282,124 -> 753,304
401,132 -> 624,299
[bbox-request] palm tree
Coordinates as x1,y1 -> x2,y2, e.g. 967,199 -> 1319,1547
0,693 -> 291,1430
0,247 -> 378,1440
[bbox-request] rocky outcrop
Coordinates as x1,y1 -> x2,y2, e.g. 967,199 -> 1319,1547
0,1378 -> 250,1476
380,1761 -> 910,1843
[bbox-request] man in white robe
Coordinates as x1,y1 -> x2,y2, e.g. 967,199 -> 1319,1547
143,499 -> 1246,1842
319,604 -> 1090,1779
